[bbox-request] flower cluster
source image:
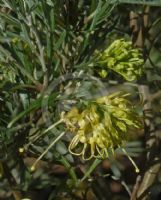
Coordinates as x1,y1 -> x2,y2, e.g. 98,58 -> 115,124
62,92 -> 142,161
98,39 -> 144,81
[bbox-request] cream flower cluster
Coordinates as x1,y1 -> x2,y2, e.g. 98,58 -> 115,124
62,92 -> 142,161
98,39 -> 144,81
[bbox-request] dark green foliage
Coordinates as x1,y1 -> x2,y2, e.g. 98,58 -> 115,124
0,1 -> 161,200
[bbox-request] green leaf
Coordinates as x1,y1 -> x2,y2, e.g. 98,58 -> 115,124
59,156 -> 78,184
7,97 -> 42,128
0,11 -> 20,26
111,0 -> 161,6
81,159 -> 101,181
56,141 -> 68,155
54,30 -> 66,51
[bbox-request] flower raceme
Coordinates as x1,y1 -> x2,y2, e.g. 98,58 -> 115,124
62,92 -> 142,170
97,39 -> 144,81
25,92 -> 142,173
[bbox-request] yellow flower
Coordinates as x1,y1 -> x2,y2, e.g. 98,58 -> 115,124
97,39 -> 144,81
62,92 -> 142,165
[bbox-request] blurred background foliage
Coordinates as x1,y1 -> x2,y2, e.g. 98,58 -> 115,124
0,0 -> 161,200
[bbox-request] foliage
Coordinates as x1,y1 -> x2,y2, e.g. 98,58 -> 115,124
0,0 -> 161,200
